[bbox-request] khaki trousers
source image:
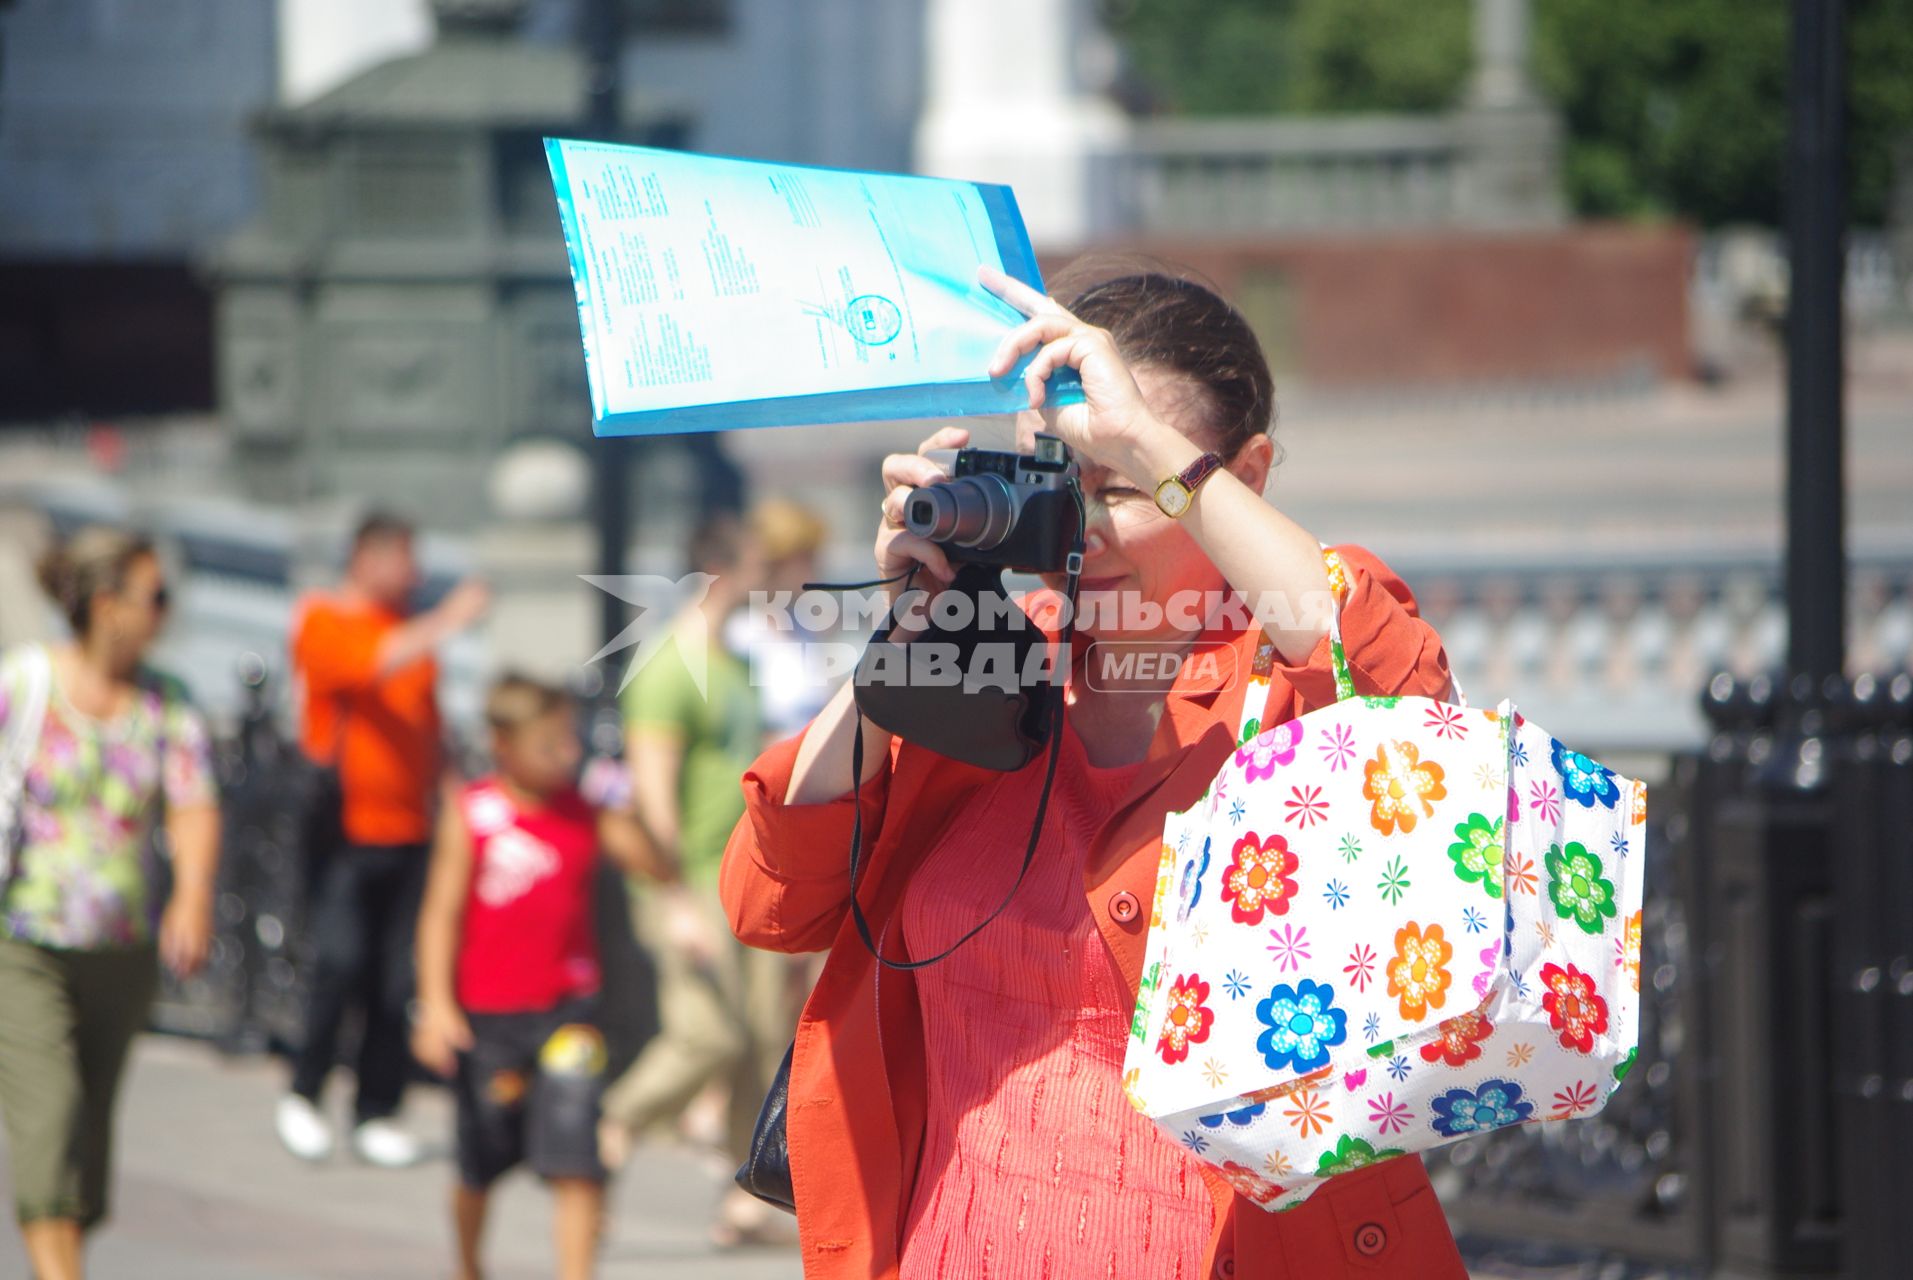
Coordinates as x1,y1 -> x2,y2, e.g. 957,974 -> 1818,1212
0,935 -> 158,1228
602,887 -> 796,1160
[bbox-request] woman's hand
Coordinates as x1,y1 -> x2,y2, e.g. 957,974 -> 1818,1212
158,885 -> 213,979
874,424 -> 970,606
981,265 -> 1166,480
411,999 -> 473,1078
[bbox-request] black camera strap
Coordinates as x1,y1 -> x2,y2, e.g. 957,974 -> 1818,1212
826,488 -> 1087,972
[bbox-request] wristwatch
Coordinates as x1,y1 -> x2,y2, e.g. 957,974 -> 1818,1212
1152,451 -> 1224,518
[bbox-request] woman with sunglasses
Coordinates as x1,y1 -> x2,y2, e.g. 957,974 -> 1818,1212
0,525 -> 220,1280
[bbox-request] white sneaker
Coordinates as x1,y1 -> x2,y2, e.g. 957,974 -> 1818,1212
275,1094 -> 335,1162
350,1118 -> 422,1168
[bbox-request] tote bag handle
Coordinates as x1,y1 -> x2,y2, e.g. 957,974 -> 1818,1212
1236,546 -> 1466,743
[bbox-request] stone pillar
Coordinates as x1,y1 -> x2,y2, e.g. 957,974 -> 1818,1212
914,0 -> 1127,249
1454,0 -> 1564,229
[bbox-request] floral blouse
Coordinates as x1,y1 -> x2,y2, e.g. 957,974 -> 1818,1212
0,645 -> 217,950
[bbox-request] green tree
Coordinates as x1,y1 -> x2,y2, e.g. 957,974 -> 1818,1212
1109,0 -> 1913,227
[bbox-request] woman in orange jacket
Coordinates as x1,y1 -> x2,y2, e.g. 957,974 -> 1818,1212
719,264 -> 1470,1279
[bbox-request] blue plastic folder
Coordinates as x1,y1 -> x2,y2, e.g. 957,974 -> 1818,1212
544,139 -> 1080,437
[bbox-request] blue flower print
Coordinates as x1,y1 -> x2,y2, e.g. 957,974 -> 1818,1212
1223,969 -> 1252,1000
1430,1080 -> 1536,1137
1386,1054 -> 1411,1082
1176,837 -> 1212,922
1463,906 -> 1487,934
1324,879 -> 1349,910
1255,979 -> 1349,1073
1229,798 -> 1247,825
1551,738 -> 1621,809
1196,1102 -> 1267,1129
1363,1012 -> 1382,1042
1181,1130 -> 1211,1154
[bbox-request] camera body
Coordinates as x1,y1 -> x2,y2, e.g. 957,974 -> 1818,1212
903,434 -> 1080,574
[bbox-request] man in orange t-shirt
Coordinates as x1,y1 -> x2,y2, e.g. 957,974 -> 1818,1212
275,513 -> 489,1168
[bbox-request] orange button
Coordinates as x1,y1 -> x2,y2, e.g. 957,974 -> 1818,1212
1109,890 -> 1141,923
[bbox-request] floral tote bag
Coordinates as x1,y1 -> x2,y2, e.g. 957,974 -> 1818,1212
1121,548 -> 1647,1210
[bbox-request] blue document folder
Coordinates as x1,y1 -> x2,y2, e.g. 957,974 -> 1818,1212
545,139 -> 1079,437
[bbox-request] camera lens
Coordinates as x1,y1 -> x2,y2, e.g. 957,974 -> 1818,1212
902,474 -> 1016,550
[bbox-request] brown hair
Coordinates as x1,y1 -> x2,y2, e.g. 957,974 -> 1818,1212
36,525 -> 157,637
483,672 -> 571,734
350,510 -> 414,558
1051,257 -> 1277,461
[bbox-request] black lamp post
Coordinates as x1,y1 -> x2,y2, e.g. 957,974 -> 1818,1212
582,0 -> 634,651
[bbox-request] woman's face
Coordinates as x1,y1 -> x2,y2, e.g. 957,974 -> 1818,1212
1033,365 -> 1272,645
96,552 -> 169,656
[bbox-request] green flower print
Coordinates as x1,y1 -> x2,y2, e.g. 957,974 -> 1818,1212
1315,1133 -> 1406,1178
1614,1046 -> 1638,1084
1545,841 -> 1619,935
1448,813 -> 1506,899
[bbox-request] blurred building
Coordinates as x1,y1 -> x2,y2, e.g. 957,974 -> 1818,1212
0,0 -> 275,419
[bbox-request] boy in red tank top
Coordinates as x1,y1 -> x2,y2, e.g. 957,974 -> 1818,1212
412,675 -> 661,1280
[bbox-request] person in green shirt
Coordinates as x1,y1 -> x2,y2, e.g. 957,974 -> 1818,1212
598,517 -> 791,1246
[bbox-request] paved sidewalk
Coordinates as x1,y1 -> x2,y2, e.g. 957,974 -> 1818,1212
0,1036 -> 802,1280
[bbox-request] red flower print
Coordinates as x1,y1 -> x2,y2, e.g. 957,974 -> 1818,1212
1540,962 -> 1610,1055
1419,1011 -> 1495,1067
1363,739 -> 1448,836
1284,783 -> 1329,828
1156,974 -> 1216,1065
1344,943 -> 1377,993
1424,703 -> 1469,740
1551,1080 -> 1600,1119
1284,1087 -> 1330,1139
1368,1091 -> 1412,1135
1219,1160 -> 1285,1205
1385,923 -> 1454,1022
1221,832 -> 1300,926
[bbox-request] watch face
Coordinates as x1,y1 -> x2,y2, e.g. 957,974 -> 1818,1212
1156,479 -> 1192,517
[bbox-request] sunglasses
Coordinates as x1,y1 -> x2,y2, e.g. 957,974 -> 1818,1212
146,584 -> 171,611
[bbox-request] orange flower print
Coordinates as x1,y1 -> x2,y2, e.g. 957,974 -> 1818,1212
1630,779 -> 1648,826
1244,1066 -> 1334,1105
1284,1087 -> 1330,1139
1386,923 -> 1454,1022
1504,852 -> 1538,896
1157,974 -> 1216,1065
1420,1011 -> 1495,1067
1618,909 -> 1643,993
1363,739 -> 1448,836
1221,832 -> 1300,926
1540,962 -> 1611,1055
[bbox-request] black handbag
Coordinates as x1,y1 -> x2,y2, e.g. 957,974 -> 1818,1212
733,1039 -> 796,1212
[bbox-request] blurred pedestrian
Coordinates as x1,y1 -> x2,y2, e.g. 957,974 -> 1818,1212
0,526 -> 220,1280
412,674 -> 662,1280
725,498 -> 832,744
597,517 -> 789,1246
275,512 -> 488,1168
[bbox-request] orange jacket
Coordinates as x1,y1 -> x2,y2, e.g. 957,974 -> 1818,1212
720,544 -> 1470,1280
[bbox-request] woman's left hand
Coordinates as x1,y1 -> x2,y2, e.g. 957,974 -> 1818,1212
981,266 -> 1164,478
159,886 -> 214,978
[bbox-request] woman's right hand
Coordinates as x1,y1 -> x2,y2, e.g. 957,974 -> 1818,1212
411,1000 -> 472,1078
875,425 -> 970,608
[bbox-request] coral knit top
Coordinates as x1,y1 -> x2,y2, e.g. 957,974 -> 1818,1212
898,724 -> 1215,1278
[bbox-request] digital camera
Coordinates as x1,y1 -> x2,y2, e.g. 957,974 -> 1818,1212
903,434 -> 1081,574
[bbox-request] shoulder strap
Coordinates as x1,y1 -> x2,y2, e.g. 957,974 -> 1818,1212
0,645 -> 53,878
